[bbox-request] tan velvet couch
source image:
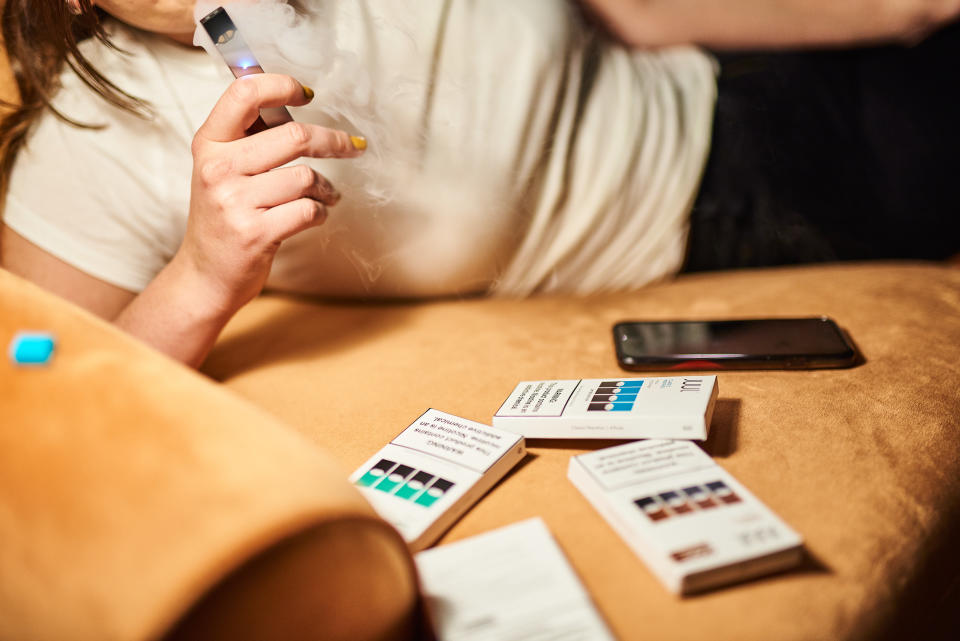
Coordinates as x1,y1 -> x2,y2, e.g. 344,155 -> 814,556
3,12 -> 960,640
205,261 -> 960,641
0,270 -> 427,641
3,262 -> 960,641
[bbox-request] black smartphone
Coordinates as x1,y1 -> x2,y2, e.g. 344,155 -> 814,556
613,317 -> 858,371
200,6 -> 294,134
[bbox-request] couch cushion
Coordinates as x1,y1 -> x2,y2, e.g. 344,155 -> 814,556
204,261 -> 960,641
0,269 -> 421,641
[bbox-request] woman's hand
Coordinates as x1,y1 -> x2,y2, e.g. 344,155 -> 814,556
175,73 -> 365,317
106,73 -> 365,367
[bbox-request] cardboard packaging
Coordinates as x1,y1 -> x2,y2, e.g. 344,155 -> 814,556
415,518 -> 616,640
568,439 -> 803,594
493,376 -> 719,440
351,409 -> 526,551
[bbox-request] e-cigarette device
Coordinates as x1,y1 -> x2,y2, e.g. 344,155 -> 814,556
200,6 -> 294,134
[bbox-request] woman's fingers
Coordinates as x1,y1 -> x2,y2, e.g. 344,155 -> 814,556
186,72 -> 362,270
261,198 -> 329,243
243,165 -> 341,209
197,73 -> 315,143
229,122 -> 365,175
180,74 -> 360,316
192,71 -> 366,175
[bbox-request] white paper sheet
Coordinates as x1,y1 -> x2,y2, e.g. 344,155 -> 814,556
415,518 -> 616,641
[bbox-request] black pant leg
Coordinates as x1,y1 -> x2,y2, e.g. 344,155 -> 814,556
684,23 -> 960,272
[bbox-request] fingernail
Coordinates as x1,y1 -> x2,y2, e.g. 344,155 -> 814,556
302,85 -> 315,101
350,135 -> 367,151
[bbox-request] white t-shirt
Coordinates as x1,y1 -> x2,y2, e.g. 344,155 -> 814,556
4,0 -> 716,297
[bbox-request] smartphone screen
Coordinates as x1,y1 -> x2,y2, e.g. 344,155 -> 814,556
613,317 -> 857,371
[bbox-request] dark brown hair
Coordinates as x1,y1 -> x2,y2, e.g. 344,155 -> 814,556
0,0 -> 148,200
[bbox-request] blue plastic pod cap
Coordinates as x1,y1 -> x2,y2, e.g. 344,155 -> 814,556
9,332 -> 56,366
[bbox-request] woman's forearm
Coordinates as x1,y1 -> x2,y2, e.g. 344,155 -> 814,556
113,253 -> 237,368
115,73 -> 364,369
584,0 -> 960,48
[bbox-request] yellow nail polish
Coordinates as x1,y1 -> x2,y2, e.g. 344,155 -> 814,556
350,135 -> 367,151
302,85 -> 315,101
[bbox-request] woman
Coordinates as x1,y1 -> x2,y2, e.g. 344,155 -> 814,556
1,0 -> 958,367
1,0 -> 369,366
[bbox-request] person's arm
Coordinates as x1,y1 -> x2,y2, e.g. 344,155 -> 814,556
2,73 -> 364,368
1,226 -> 233,367
582,0 -> 960,48
1,226 -> 136,318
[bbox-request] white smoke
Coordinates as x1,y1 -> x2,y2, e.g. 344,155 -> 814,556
188,1 -> 540,296
193,0 -> 423,206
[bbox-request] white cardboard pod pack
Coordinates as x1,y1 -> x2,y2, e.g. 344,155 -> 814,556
415,518 -> 616,640
568,440 -> 803,595
350,409 -> 526,551
493,376 -> 719,440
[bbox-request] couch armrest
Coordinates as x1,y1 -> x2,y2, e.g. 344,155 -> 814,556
0,268 -> 421,641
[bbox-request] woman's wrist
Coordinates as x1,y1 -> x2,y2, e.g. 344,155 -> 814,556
112,251 -> 247,367
163,247 -> 249,324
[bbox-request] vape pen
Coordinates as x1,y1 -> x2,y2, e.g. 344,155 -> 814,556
200,6 -> 294,134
